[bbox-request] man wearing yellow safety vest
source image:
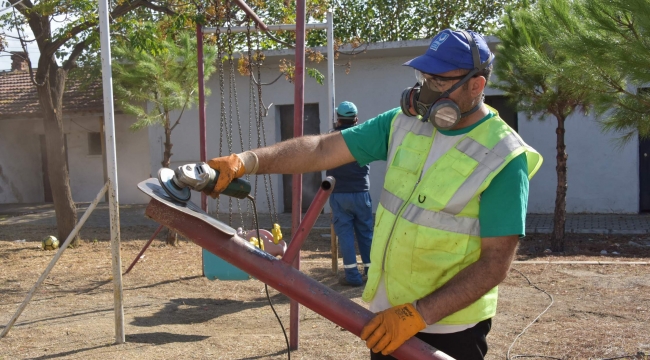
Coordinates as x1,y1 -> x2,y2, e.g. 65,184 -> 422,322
205,29 -> 543,360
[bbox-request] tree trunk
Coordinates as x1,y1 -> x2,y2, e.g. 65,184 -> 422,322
36,61 -> 79,246
161,125 -> 173,168
551,115 -> 567,252
162,114 -> 178,246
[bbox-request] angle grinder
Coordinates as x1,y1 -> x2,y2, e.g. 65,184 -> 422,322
158,162 -> 252,202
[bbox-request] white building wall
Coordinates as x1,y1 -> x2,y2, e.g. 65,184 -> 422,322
64,114 -> 151,204
519,111 -> 639,213
0,119 -> 43,203
0,113 -> 150,204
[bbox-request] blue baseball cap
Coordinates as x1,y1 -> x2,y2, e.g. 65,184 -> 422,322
336,101 -> 358,118
404,29 -> 493,75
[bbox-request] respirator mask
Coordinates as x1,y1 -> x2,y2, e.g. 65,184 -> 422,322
400,30 -> 494,130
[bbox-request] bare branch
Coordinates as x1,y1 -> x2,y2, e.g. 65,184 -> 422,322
0,33 -> 36,42
170,90 -> 194,132
12,8 -> 45,87
62,38 -> 91,71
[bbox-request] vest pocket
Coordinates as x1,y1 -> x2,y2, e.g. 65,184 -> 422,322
390,146 -> 423,174
410,263 -> 461,289
424,151 -> 478,206
451,152 -> 479,177
414,226 -> 470,255
409,226 -> 470,289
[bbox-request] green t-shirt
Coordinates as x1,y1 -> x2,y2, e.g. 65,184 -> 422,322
341,108 -> 529,238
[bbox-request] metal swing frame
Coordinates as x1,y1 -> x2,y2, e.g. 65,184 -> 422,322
196,1 -> 335,350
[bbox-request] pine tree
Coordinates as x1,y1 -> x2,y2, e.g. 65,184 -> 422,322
493,0 -> 591,252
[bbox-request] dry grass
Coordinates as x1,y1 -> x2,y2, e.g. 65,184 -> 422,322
0,225 -> 649,360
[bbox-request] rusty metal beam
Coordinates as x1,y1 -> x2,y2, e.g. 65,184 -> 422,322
282,177 -> 334,264
144,197 -> 452,360
232,0 -> 269,31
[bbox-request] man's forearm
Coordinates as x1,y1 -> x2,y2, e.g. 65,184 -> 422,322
415,236 -> 519,325
252,132 -> 355,174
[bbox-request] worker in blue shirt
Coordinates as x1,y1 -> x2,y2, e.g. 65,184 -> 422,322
326,101 -> 374,286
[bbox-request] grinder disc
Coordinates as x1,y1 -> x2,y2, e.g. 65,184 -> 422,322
158,168 -> 191,202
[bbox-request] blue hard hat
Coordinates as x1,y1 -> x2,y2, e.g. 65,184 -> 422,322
336,101 -> 358,118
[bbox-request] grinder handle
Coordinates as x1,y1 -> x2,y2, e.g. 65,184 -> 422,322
221,177 -> 252,199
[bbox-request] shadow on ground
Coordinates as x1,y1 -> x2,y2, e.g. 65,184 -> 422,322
130,295 -> 286,327
125,331 -> 210,344
26,344 -> 114,360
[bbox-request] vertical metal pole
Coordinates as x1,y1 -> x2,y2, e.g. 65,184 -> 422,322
99,116 -> 109,201
327,11 -> 335,128
98,0 -> 125,343
197,23 -> 208,212
290,0 -> 306,350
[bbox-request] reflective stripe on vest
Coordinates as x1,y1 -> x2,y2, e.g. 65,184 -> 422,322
379,188 -> 480,236
379,188 -> 403,216
443,133 -> 523,214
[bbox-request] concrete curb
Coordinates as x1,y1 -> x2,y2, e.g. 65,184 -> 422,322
527,228 -> 650,235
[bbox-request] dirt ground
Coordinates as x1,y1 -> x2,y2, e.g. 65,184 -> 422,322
1,222 -> 649,360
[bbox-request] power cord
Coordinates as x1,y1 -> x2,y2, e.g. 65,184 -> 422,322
507,268 -> 647,360
247,195 -> 291,360
507,267 -> 560,360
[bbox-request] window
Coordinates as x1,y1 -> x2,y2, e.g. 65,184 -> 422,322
88,132 -> 102,155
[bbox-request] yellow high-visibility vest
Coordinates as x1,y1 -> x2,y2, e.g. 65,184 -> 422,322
362,107 -> 543,324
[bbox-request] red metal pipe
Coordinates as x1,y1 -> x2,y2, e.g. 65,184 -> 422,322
282,177 -> 334,264
197,23 -> 208,212
123,224 -> 164,275
144,198 -> 452,360
291,0 -> 307,349
232,0 -> 269,31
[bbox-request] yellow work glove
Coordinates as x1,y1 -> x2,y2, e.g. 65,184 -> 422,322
206,154 -> 246,198
360,303 -> 427,356
272,223 -> 283,244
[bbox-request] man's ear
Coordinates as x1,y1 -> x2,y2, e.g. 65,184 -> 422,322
470,76 -> 486,97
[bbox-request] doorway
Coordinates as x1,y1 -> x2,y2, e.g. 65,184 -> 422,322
639,136 -> 650,212
278,103 -> 322,213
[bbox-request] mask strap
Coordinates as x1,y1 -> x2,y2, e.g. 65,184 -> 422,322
460,99 -> 483,118
460,30 -> 494,72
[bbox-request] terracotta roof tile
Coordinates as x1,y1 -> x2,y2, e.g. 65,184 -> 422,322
0,70 -> 104,117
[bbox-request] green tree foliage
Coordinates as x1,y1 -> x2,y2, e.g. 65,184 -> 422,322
495,0 -> 650,250
112,30 -> 216,246
113,30 -> 217,169
540,0 -> 650,143
493,0 -> 590,252
199,0 -> 526,83
331,0 -> 523,44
